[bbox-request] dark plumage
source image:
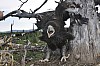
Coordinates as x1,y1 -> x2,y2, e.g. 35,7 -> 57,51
40,30 -> 74,51
39,20 -> 74,62
35,11 -> 55,30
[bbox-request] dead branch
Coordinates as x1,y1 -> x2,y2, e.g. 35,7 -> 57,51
0,0 -> 48,21
11,10 -> 35,18
18,0 -> 48,13
18,0 -> 29,10
0,10 -> 36,21
0,10 -> 18,21
32,0 -> 48,13
0,50 -> 14,66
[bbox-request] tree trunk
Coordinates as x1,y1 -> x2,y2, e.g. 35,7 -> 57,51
68,0 -> 100,64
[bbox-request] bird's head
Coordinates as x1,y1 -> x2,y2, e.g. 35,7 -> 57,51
47,25 -> 55,38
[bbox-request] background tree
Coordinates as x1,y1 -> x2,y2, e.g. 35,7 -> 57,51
67,0 -> 100,64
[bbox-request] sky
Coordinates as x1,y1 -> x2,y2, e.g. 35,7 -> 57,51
0,0 -> 100,32
0,0 -> 64,32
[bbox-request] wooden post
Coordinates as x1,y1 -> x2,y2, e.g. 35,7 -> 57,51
33,23 -> 35,31
11,24 -> 13,34
11,21 -> 14,35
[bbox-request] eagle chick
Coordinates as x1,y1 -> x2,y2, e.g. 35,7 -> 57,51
39,21 -> 74,62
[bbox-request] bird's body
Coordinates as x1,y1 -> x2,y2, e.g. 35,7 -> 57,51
40,29 -> 74,51
39,20 -> 74,62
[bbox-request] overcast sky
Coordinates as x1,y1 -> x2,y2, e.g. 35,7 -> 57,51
0,0 -> 61,32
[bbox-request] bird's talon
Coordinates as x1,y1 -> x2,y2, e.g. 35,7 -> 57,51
39,59 -> 49,62
61,54 -> 70,62
61,56 -> 67,62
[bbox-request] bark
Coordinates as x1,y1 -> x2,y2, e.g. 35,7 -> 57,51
67,0 -> 100,64
21,48 -> 27,66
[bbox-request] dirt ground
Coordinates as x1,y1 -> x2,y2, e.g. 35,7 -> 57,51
32,61 -> 96,66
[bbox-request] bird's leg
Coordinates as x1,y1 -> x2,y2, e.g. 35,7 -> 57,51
60,45 -> 70,62
40,46 -> 51,62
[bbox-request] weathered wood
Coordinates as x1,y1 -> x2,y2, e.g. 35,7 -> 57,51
68,0 -> 100,64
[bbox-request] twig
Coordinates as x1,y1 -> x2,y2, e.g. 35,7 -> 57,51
33,0 -> 48,13
19,0 -> 23,3
18,0 -> 29,10
0,0 -> 48,21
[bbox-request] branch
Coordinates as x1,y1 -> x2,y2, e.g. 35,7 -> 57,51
0,10 -> 36,21
11,10 -> 35,18
0,0 -> 48,21
0,10 -> 18,21
0,9 -> 55,21
18,0 -> 29,10
0,0 -> 49,21
33,0 -> 48,13
19,0 -> 23,3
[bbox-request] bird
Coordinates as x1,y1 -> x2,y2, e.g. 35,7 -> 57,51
39,20 -> 74,62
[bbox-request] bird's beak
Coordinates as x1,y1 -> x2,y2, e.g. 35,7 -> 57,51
47,31 -> 54,38
48,33 -> 51,38
47,25 -> 55,38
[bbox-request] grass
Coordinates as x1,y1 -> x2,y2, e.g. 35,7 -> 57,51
0,31 -> 46,66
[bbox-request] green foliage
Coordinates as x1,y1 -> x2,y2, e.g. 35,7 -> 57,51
26,51 -> 44,61
0,31 -> 46,66
13,52 -> 22,63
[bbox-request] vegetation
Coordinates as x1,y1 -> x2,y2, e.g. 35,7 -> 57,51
0,31 -> 46,66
